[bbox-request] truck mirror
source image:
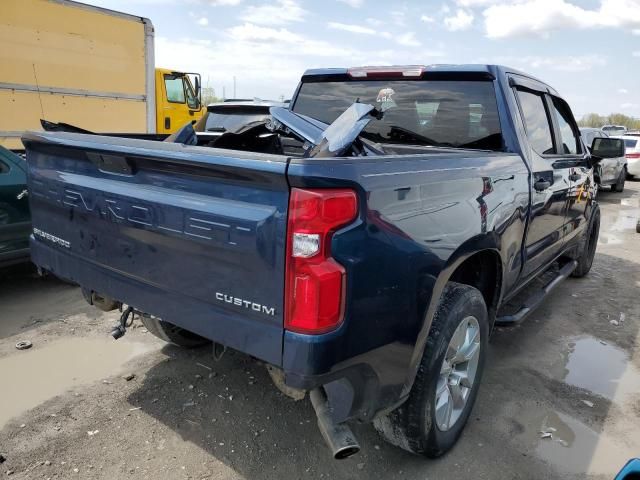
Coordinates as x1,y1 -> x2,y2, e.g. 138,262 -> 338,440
591,137 -> 624,159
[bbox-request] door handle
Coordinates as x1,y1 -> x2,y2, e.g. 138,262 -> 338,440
17,189 -> 28,200
534,179 -> 551,191
569,173 -> 581,182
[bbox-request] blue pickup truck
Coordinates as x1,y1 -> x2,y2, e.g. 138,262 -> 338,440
22,65 -> 623,459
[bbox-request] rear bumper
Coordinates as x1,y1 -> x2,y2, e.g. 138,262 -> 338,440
31,238 -> 401,423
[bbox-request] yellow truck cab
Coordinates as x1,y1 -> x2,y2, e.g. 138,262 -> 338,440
155,69 -> 204,134
1,0 -> 204,151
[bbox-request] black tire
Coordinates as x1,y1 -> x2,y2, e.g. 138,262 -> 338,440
611,169 -> 626,192
373,282 -> 489,457
140,315 -> 209,348
571,206 -> 600,278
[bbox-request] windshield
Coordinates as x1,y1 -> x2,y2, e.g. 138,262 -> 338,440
292,80 -> 503,150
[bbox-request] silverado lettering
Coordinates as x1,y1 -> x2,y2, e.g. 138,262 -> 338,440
30,178 -> 254,248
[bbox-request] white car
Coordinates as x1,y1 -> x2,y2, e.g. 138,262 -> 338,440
620,135 -> 640,178
581,128 -> 627,191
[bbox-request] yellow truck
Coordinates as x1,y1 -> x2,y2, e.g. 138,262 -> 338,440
0,0 -> 204,151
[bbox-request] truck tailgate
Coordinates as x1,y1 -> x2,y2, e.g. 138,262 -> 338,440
23,132 -> 288,366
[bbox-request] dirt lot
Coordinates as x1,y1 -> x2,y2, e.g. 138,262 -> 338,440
1,182 -> 639,480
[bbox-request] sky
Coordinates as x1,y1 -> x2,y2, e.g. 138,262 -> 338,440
83,0 -> 640,118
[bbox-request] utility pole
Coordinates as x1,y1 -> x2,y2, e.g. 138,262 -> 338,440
222,86 -> 226,100
233,76 -> 236,98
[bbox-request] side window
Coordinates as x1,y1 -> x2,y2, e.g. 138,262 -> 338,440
164,75 -> 186,103
0,159 -> 9,174
517,90 -> 555,155
551,97 -> 581,155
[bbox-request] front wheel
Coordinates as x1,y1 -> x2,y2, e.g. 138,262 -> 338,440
374,282 -> 489,457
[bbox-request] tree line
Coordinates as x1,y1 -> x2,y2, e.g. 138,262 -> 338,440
578,113 -> 640,130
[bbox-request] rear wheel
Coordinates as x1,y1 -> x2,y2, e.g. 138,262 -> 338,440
140,315 -> 209,348
374,282 -> 488,457
611,169 -> 626,192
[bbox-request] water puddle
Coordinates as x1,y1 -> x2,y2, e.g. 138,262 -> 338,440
522,410 -> 638,475
550,337 -> 640,401
0,337 -> 156,428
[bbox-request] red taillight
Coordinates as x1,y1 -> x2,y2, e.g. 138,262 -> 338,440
285,188 -> 358,334
626,153 -> 640,159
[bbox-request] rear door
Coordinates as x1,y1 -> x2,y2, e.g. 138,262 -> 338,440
0,149 -> 30,263
514,87 -> 572,278
24,132 -> 288,365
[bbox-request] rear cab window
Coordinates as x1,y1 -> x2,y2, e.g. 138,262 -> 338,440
292,79 -> 504,151
624,139 -> 638,149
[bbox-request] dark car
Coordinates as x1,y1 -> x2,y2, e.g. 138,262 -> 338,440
22,64 -> 624,460
0,145 -> 30,267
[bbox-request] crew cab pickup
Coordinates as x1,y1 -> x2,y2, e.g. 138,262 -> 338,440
22,65 -> 624,459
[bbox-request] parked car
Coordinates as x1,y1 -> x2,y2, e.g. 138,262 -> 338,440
602,124 -> 627,136
618,135 -> 640,179
0,146 -> 30,267
22,64 -> 622,459
580,128 -> 627,191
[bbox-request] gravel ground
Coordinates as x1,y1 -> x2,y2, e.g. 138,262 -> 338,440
1,181 -> 639,480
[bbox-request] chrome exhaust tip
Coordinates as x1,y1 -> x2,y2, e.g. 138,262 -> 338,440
310,388 -> 361,460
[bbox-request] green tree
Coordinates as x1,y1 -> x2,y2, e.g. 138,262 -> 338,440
577,113 -> 605,128
578,113 -> 640,130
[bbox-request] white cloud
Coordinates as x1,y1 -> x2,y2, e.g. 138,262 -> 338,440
634,51 -> 640,57
455,0 -> 505,5
365,17 -> 383,27
621,102 -> 639,109
396,32 -> 421,47
338,0 -> 364,7
444,9 -> 474,31
421,15 -> 435,23
485,54 -> 606,72
619,88 -> 629,94
634,29 -> 640,34
208,0 -> 243,5
197,17 -> 209,26
328,22 -> 375,34
484,0 -> 640,39
241,0 -> 306,26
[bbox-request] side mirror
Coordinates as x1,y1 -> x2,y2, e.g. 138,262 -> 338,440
591,137 -> 624,159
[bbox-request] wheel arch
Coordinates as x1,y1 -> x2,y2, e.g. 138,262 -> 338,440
403,234 -> 505,398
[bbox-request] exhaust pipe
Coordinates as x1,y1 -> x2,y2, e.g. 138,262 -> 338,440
310,388 -> 360,459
